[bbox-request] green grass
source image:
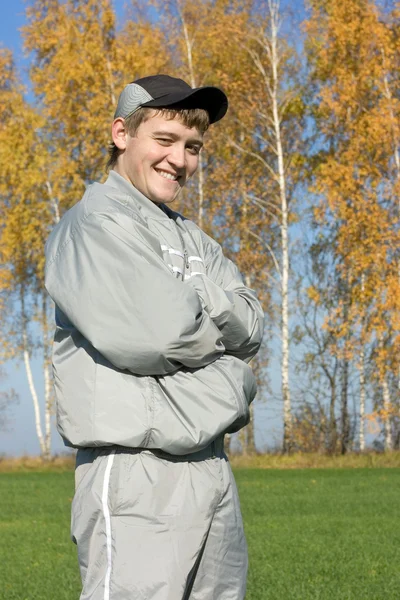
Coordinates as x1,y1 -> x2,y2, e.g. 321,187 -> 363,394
0,472 -> 80,600
1,468 -> 399,599
237,469 -> 400,599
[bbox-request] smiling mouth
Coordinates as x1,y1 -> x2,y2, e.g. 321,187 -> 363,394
155,168 -> 181,183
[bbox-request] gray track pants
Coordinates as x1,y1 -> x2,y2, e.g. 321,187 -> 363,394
71,439 -> 248,600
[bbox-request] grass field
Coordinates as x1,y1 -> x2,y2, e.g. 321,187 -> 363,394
1,467 -> 399,599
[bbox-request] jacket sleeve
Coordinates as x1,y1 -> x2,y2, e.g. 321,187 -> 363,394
45,211 -> 224,376
185,235 -> 264,362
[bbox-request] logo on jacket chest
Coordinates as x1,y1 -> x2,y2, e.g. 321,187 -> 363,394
150,224 -> 206,281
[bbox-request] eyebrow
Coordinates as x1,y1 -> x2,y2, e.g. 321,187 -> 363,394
152,130 -> 203,148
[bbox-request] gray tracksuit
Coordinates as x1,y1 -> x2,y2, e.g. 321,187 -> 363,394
45,170 -> 264,599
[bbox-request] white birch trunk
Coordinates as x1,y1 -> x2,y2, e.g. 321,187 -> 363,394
197,155 -> 205,229
382,377 -> 392,451
178,0 -> 205,227
46,180 -> 60,224
23,327 -> 47,457
359,273 -> 366,451
382,58 -> 400,409
23,185 -> 57,460
42,295 -> 52,458
268,0 -> 291,451
237,0 -> 291,451
238,427 -> 248,456
359,347 -> 365,451
244,273 -> 256,454
44,362 -> 52,452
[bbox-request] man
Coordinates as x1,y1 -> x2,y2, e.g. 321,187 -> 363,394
45,74 -> 264,600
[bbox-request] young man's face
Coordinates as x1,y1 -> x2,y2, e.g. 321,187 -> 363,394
114,112 -> 204,204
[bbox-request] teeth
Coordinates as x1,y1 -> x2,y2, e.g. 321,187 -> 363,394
157,170 -> 178,181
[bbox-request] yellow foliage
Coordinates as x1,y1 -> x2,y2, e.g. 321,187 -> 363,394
305,0 -> 400,392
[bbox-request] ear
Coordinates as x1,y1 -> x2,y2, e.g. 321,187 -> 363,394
112,118 -> 128,150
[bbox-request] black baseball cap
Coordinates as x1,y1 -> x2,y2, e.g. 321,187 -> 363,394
114,74 -> 228,124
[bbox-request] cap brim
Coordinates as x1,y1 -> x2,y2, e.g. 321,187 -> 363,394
141,87 -> 228,124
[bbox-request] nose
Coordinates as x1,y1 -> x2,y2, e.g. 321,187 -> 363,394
167,143 -> 186,170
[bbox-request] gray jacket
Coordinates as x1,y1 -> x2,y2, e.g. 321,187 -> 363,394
45,171 -> 264,455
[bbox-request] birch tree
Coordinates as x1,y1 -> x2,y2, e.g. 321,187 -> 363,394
217,0 -> 305,453
305,0 -> 400,451
174,0 -> 207,228
0,49 -> 55,458
264,0 -> 292,453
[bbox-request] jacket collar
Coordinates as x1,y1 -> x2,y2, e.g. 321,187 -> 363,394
105,170 -> 173,222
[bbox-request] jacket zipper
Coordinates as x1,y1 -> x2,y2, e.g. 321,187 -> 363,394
183,249 -> 189,279
174,217 -> 225,457
213,362 -> 247,421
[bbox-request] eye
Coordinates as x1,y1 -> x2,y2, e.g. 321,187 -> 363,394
157,138 -> 172,145
187,145 -> 201,155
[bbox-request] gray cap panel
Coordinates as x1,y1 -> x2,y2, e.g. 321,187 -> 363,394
114,84 -> 154,119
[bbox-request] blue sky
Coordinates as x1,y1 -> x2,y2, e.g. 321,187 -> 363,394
1,1 -> 25,58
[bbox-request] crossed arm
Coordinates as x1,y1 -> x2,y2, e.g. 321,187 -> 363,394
45,210 -> 263,375
185,232 -> 264,362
